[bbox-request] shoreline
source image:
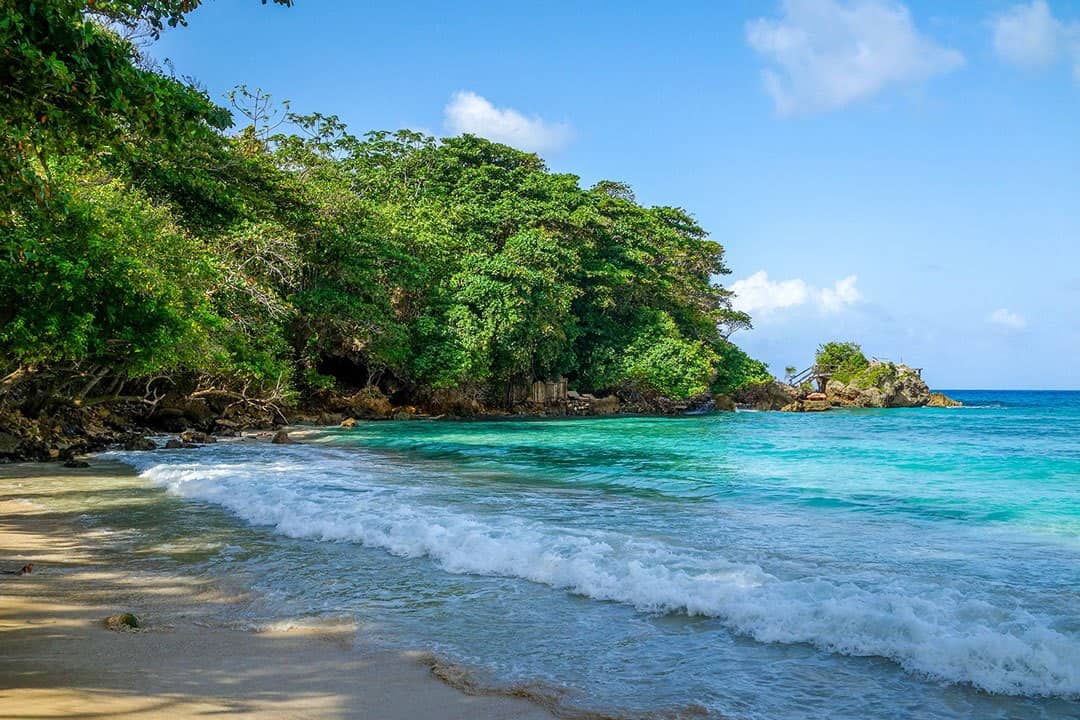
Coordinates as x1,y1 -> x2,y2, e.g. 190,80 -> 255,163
0,460 -> 557,720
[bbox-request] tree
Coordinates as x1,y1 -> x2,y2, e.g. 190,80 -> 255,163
0,0 -> 290,211
815,341 -> 869,383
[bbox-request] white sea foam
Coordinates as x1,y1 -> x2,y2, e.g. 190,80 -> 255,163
116,447 -> 1080,699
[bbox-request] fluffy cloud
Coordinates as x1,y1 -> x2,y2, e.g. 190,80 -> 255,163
988,308 -> 1027,330
731,271 -> 861,315
992,1 -> 1080,79
443,91 -> 571,153
746,0 -> 964,114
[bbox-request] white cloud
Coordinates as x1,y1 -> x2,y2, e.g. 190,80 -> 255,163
746,0 -> 964,114
988,308 -> 1027,330
818,274 -> 861,312
731,271 -> 861,315
992,1 -> 1080,80
443,91 -> 571,153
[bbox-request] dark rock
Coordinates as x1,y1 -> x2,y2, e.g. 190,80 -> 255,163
271,430 -> 292,444
179,430 -> 215,444
164,438 -> 183,449
105,612 -> 140,631
732,381 -> 798,411
63,459 -> 90,468
122,437 -> 157,451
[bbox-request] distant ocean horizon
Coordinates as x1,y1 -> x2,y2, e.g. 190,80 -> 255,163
939,389 -> 1080,392
108,389 -> 1080,719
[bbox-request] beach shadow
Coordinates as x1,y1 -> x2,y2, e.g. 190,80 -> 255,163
0,463 -> 555,720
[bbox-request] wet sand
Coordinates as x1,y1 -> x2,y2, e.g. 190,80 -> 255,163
0,461 -> 554,719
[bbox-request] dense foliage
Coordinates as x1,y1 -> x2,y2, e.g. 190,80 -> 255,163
1,0 -> 766,416
815,341 -> 870,384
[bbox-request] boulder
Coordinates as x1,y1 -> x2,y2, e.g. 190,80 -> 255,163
179,430 -> 215,445
270,430 -> 292,444
164,438 -> 183,449
122,437 -> 157,451
926,392 -> 962,408
343,389 -> 393,419
854,387 -> 886,408
825,379 -> 861,405
781,398 -> 831,412
339,417 -> 358,428
105,613 -> 140,631
732,381 -> 797,411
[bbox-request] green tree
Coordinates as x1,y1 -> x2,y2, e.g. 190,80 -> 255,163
815,341 -> 869,383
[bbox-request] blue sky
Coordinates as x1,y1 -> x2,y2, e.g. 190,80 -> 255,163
154,0 -> 1080,389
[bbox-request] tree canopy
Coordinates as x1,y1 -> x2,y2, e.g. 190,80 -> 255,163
815,341 -> 870,383
1,0 -> 770,416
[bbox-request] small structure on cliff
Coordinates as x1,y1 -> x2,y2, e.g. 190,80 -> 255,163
732,347 -> 961,412
785,364 -> 833,393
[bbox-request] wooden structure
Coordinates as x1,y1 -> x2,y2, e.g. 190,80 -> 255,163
530,377 -> 568,404
787,365 -> 833,393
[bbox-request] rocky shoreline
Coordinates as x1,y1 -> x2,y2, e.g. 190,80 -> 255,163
0,385 -> 713,463
0,361 -> 961,463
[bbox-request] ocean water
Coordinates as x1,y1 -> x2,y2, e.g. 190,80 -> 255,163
106,390 -> 1080,719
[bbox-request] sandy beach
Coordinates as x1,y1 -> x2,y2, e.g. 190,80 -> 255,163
0,461 -> 554,720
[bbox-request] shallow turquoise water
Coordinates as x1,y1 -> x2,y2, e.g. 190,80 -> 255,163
111,391 -> 1080,719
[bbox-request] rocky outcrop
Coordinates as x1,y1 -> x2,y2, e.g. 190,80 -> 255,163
0,401 -> 152,462
732,381 -> 798,411
825,361 -> 931,408
926,392 -> 963,408
780,397 -> 831,412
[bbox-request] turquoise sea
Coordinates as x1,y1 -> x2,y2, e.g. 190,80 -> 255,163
108,390 -> 1080,719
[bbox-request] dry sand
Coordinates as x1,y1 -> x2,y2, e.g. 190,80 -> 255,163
0,461 -> 555,719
